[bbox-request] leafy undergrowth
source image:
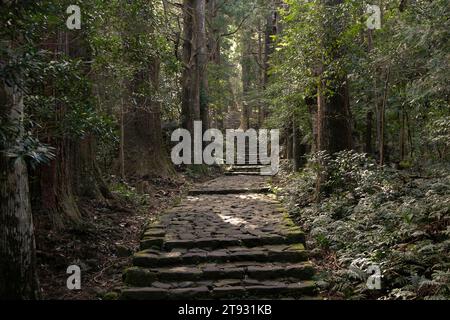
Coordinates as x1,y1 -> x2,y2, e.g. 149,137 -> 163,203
34,164 -> 222,300
35,174 -> 191,300
275,152 -> 450,300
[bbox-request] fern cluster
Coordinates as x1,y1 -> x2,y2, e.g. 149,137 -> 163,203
277,152 -> 450,300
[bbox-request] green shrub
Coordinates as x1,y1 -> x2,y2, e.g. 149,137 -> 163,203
278,152 -> 450,299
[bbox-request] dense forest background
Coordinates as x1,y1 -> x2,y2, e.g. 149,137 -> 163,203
0,0 -> 449,300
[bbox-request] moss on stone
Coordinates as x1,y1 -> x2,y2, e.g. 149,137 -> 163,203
288,243 -> 305,251
124,267 -> 157,286
282,213 -> 296,228
102,291 -> 119,300
140,237 -> 164,250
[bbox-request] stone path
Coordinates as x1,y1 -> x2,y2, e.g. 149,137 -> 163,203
189,175 -> 271,194
121,174 -> 316,300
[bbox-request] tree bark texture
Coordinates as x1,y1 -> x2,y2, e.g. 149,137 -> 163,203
0,79 -> 40,300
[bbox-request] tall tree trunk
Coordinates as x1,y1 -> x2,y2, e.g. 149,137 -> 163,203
0,78 -> 40,300
261,3 -> 278,123
38,31 -> 90,228
38,28 -> 113,228
399,107 -> 406,162
196,0 -> 209,132
379,67 -> 390,166
366,29 -> 374,156
365,110 -> 373,154
207,0 -> 220,64
316,0 -> 353,154
123,60 -> 174,179
316,78 -> 353,199
317,79 -> 353,155
120,97 -> 126,179
72,135 -> 113,200
406,110 -> 414,158
181,0 -> 200,134
315,0 -> 353,198
292,118 -> 305,171
181,0 -> 209,134
39,137 -> 81,229
257,21 -> 265,128
70,32 -> 113,201
286,122 -> 293,160
240,32 -> 252,130
305,95 -> 318,152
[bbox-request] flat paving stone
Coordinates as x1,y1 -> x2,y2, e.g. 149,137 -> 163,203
156,193 -> 304,247
189,175 -> 271,194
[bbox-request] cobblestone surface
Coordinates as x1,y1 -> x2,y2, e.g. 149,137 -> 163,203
189,175 -> 271,194
161,193 -> 302,243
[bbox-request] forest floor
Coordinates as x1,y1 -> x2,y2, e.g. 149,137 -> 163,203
35,170 -> 219,300
274,158 -> 450,300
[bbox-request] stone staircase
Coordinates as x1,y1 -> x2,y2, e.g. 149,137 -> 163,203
121,175 -> 316,300
224,152 -> 277,176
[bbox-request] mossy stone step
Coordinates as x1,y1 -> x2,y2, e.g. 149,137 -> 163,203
133,244 -> 308,267
188,187 -> 271,195
227,165 -> 266,170
140,223 -> 305,251
121,280 -> 317,300
124,262 -> 314,285
144,232 -> 305,251
224,171 -> 266,176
